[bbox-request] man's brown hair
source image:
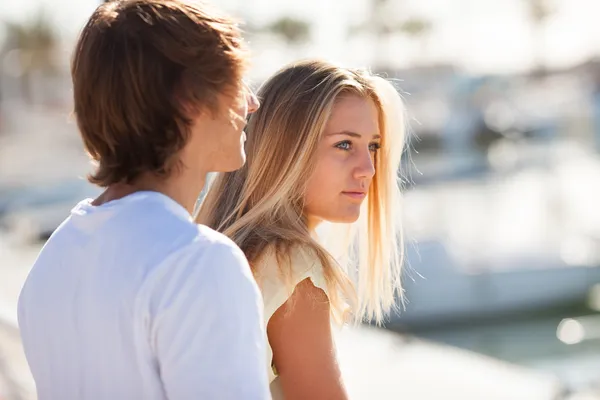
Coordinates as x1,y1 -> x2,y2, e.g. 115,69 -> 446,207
72,0 -> 248,186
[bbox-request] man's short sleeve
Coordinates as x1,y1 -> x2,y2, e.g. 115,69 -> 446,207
147,240 -> 270,400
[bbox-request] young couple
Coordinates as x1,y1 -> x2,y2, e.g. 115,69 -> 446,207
17,0 -> 406,399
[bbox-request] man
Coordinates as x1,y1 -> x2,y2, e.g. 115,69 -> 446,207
17,1 -> 270,399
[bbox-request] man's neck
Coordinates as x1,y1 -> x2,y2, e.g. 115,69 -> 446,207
92,170 -> 206,215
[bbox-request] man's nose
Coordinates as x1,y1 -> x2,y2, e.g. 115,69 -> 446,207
246,87 -> 260,114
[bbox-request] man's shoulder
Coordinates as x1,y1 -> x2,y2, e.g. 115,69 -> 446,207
193,224 -> 238,249
186,225 -> 251,278
157,224 -> 251,283
146,225 -> 259,308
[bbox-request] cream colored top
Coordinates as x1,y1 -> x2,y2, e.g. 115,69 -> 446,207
253,246 -> 329,398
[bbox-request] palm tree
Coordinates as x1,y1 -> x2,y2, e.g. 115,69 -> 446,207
244,16 -> 311,48
399,17 -> 433,66
263,16 -> 311,45
524,0 -> 554,73
1,11 -> 59,104
349,0 -> 432,70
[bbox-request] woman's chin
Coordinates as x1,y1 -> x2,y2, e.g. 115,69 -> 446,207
325,213 -> 361,224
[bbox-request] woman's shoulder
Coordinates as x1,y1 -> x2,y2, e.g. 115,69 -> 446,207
255,244 -> 324,284
255,244 -> 328,320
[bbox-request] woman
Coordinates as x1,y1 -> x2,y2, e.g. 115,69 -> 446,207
196,59 -> 406,399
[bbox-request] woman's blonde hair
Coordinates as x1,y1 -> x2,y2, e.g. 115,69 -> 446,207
195,59 -> 406,324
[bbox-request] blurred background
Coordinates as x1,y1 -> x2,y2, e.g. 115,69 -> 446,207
0,0 -> 599,399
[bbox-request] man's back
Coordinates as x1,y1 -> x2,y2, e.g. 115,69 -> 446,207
18,191 -> 269,399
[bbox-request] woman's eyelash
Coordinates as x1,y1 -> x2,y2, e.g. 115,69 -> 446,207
334,141 -> 381,151
335,140 -> 352,150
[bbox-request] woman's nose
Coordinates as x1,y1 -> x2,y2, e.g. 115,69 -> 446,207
354,149 -> 376,180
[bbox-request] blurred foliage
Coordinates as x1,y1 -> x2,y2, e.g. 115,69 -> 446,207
246,16 -> 312,46
349,0 -> 433,69
265,17 -> 311,45
1,11 -> 59,104
525,0 -> 555,24
400,18 -> 433,38
523,0 -> 555,74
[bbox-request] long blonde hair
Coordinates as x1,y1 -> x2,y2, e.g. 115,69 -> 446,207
196,59 -> 406,324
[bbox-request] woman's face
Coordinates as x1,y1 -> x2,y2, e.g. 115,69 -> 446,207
304,94 -> 380,228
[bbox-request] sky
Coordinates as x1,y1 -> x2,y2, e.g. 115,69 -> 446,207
0,0 -> 598,77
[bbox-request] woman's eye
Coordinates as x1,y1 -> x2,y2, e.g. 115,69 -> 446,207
369,142 -> 381,152
335,141 -> 352,151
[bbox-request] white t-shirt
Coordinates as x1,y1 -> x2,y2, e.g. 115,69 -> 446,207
17,191 -> 270,400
